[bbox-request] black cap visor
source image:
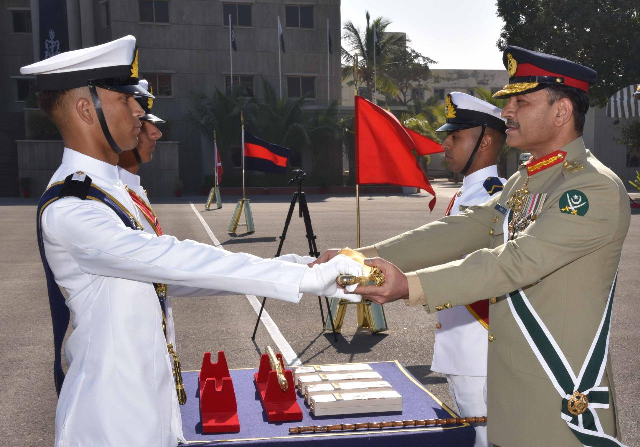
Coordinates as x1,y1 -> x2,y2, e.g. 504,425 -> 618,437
141,113 -> 165,123
437,121 -> 480,132
437,114 -> 506,133
97,82 -> 153,98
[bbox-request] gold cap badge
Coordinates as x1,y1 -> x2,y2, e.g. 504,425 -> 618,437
147,85 -> 154,110
507,53 -> 517,77
445,94 -> 456,119
130,49 -> 139,78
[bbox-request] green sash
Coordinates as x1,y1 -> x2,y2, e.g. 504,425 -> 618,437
504,209 -> 625,446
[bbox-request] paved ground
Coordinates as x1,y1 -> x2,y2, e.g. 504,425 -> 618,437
1,180 -> 638,446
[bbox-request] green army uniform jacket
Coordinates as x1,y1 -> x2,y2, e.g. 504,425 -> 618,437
373,138 -> 630,446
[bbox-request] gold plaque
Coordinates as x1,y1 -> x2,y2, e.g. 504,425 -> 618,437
336,248 -> 385,287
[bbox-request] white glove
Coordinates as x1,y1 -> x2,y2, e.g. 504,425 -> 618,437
299,254 -> 362,302
275,253 -> 316,265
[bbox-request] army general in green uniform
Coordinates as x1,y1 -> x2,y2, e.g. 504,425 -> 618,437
320,47 -> 630,446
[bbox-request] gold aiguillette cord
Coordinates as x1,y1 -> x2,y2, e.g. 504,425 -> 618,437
289,416 -> 487,434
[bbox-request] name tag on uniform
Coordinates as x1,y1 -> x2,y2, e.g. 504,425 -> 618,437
494,203 -> 508,215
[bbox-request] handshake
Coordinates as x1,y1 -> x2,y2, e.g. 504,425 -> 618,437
281,249 -> 409,305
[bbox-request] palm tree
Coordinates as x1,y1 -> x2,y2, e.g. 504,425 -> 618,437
186,85 -> 251,179
342,11 -> 405,100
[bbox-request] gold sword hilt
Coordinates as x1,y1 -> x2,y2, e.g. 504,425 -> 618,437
335,248 -> 385,288
265,345 -> 288,392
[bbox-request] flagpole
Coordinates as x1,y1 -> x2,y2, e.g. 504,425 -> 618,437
327,18 -> 330,104
354,54 -> 361,248
214,130 -> 218,187
277,16 -> 282,100
373,26 -> 377,105
241,111 -> 245,201
229,14 -> 233,90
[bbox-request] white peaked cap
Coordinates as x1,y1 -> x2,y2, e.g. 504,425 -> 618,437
437,92 -> 506,133
20,35 -> 151,97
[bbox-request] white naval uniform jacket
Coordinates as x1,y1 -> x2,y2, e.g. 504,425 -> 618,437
43,148 -> 307,447
118,168 -> 231,350
431,166 -> 505,377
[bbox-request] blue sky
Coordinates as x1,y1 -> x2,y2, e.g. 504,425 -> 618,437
340,0 -> 506,70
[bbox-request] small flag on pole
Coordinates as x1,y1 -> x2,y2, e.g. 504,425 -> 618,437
216,148 -> 223,182
244,132 -> 290,174
278,17 -> 286,53
230,22 -> 237,51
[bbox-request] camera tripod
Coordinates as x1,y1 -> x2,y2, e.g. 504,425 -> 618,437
251,169 -> 338,342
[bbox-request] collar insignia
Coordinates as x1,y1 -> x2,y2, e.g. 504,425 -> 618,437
507,53 -> 517,77
526,150 -> 567,176
445,94 -> 457,119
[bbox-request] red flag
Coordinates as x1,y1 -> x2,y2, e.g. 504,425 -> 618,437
355,96 -> 439,210
405,127 -> 444,156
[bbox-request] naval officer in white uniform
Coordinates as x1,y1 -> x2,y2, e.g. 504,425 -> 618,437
23,36 -> 361,447
117,79 -> 316,351
432,92 -> 506,447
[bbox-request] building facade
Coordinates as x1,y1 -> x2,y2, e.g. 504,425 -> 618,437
4,0 -> 341,194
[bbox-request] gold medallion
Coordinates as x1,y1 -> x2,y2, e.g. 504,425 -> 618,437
507,53 -> 517,77
567,390 -> 589,416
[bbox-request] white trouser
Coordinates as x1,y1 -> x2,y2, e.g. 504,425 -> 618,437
447,374 -> 491,447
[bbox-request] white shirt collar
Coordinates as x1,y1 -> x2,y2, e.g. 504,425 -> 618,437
462,165 -> 499,191
61,147 -> 120,182
118,167 -> 141,188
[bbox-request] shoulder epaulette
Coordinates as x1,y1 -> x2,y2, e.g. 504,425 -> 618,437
483,177 -> 504,196
60,171 -> 92,200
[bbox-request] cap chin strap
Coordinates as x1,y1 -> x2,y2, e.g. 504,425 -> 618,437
88,82 -> 123,155
132,148 -> 143,165
460,123 -> 487,176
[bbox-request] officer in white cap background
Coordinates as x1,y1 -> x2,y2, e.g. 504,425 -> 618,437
23,36 -> 363,446
432,92 -> 506,447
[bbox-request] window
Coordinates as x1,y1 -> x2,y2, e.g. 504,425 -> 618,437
287,76 -> 315,99
139,0 -> 169,23
434,88 -> 445,101
12,10 -> 32,33
285,5 -> 313,29
143,73 -> 173,96
223,3 -> 252,27
15,78 -> 34,101
99,1 -> 110,29
411,88 -> 424,101
225,75 -> 254,97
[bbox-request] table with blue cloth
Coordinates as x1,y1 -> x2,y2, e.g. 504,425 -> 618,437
181,360 -> 476,446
